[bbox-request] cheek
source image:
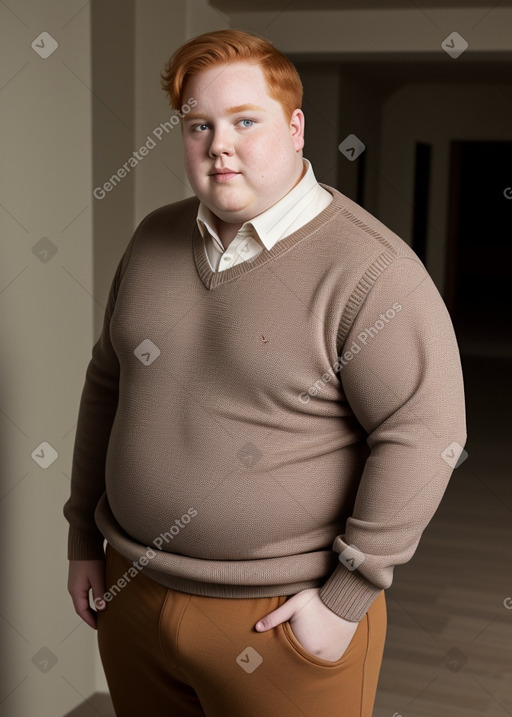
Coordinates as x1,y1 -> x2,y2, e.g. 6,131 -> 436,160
249,130 -> 285,164
183,144 -> 202,175
239,139 -> 273,178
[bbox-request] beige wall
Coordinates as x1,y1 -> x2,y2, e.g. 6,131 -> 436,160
226,6 -> 512,53
1,0 -> 97,715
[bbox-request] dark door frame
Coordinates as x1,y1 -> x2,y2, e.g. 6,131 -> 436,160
445,140 -> 462,317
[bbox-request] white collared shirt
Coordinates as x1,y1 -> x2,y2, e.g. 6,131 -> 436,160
196,158 -> 333,272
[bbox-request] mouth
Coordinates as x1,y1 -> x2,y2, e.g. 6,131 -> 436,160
210,167 -> 240,182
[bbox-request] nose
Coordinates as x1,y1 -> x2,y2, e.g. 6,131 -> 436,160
208,125 -> 234,159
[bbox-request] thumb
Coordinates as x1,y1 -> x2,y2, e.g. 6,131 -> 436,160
255,597 -> 296,632
90,572 -> 107,611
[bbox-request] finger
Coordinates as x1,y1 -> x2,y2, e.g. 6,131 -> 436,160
71,588 -> 97,630
288,589 -> 318,620
90,568 -> 107,611
255,599 -> 296,631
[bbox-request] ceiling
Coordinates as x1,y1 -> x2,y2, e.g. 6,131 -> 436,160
292,54 -> 512,86
209,0 -> 512,12
206,0 -> 512,83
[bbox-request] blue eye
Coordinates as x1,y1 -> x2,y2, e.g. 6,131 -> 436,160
194,124 -> 210,132
239,119 -> 254,128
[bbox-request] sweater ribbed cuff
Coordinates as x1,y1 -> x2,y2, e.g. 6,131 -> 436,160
67,527 -> 106,560
318,563 -> 384,622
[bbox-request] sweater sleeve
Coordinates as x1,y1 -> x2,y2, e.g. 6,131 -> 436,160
63,228 -> 141,560
319,256 -> 467,622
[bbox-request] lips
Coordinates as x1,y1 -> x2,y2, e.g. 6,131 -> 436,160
210,167 -> 239,175
210,167 -> 240,182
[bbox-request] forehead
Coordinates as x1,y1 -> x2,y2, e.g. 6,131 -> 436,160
184,62 -> 273,107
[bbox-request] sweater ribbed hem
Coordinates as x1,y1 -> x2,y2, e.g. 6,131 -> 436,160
126,564 -> 325,600
68,527 -> 106,560
318,563 -> 384,622
94,493 -> 346,595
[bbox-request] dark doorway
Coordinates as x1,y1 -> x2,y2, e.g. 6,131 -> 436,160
446,140 -> 512,357
412,142 -> 432,265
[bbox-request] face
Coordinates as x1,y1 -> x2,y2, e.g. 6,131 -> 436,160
181,62 -> 305,227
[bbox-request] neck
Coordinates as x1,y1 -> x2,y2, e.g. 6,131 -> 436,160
215,220 -> 244,251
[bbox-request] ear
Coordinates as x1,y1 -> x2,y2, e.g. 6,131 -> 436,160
289,108 -> 305,152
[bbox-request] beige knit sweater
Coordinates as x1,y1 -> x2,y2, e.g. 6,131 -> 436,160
63,184 -> 467,622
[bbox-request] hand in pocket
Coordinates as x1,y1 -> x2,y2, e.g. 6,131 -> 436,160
255,587 -> 359,662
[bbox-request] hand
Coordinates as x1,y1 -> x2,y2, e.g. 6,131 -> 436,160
67,559 -> 107,630
255,587 -> 359,662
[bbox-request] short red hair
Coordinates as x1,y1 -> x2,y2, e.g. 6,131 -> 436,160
160,29 -> 303,121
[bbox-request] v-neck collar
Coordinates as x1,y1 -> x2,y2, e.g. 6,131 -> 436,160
192,184 -> 342,290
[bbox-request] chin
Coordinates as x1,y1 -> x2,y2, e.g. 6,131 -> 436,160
214,207 -> 255,223
208,199 -> 256,220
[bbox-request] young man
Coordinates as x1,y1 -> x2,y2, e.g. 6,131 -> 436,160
65,29 -> 467,717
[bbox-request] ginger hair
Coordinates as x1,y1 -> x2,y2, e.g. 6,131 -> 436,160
160,29 -> 303,121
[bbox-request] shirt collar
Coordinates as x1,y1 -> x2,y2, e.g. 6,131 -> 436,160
196,158 -> 320,251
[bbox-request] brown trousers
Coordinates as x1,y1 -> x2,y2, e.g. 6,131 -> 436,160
97,543 -> 387,716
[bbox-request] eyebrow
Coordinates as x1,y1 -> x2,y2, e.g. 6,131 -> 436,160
226,104 -> 264,113
184,104 -> 265,120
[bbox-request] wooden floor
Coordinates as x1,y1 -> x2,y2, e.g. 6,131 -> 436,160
63,693 -> 115,717
64,353 -> 512,717
375,352 -> 512,717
